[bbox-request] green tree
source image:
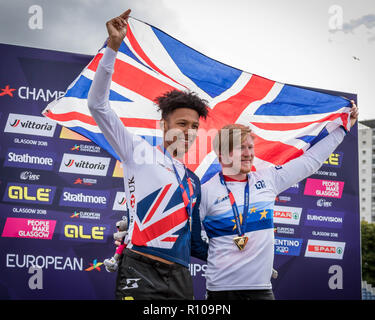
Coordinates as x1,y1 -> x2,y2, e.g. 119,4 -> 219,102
361,220 -> 375,286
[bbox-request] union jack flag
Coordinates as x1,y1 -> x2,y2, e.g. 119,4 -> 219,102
42,17 -> 351,182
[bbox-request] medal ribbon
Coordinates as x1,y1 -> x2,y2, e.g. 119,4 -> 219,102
159,145 -> 194,218
219,172 -> 249,237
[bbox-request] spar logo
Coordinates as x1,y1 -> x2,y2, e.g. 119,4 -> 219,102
112,191 -> 128,211
3,183 -> 56,205
4,113 -> 56,137
304,240 -> 345,259
274,237 -> 303,256
273,206 -> 302,225
59,153 -> 111,176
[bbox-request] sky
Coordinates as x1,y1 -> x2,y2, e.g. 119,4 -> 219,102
0,0 -> 374,120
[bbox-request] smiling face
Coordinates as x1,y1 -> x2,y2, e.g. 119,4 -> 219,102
214,124 -> 254,176
162,107 -> 200,158
227,133 -> 255,174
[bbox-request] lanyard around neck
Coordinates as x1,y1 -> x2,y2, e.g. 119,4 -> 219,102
159,145 -> 194,217
219,172 -> 249,236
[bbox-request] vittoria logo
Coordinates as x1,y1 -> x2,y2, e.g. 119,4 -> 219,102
59,153 -> 111,176
113,192 -> 128,211
4,113 -> 56,137
65,159 -> 74,167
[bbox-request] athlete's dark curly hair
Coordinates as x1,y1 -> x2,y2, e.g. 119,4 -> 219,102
154,90 -> 209,120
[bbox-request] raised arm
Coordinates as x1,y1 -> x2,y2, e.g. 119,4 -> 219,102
106,9 -> 131,52
269,101 -> 358,195
87,9 -> 137,162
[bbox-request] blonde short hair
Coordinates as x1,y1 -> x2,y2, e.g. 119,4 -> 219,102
213,124 -> 253,158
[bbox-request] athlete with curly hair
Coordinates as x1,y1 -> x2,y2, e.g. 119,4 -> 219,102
87,9 -> 208,300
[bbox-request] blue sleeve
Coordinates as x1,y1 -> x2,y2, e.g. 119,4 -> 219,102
189,172 -> 208,262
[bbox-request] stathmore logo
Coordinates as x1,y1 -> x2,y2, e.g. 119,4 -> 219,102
59,187 -> 110,209
4,148 -> 56,171
4,113 -> 56,137
59,153 -> 111,176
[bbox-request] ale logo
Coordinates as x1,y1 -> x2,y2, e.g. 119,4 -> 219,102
62,222 -> 108,242
3,183 -> 55,205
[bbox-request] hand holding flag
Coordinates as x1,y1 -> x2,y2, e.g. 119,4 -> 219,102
349,100 -> 358,128
106,9 -> 131,52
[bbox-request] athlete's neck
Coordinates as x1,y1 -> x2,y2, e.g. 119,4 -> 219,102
162,140 -> 184,161
221,167 -> 248,181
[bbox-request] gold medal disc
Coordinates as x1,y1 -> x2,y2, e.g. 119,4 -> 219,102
233,235 -> 248,250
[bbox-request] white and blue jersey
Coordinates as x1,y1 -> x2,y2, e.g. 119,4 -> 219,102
88,47 -> 207,267
200,127 -> 346,291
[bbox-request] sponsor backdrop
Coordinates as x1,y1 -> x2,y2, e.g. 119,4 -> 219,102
0,43 -> 361,300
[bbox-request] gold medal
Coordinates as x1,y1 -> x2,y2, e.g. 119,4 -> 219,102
233,235 -> 248,250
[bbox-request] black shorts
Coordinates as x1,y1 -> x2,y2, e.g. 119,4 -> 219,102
207,289 -> 275,300
115,249 -> 194,300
